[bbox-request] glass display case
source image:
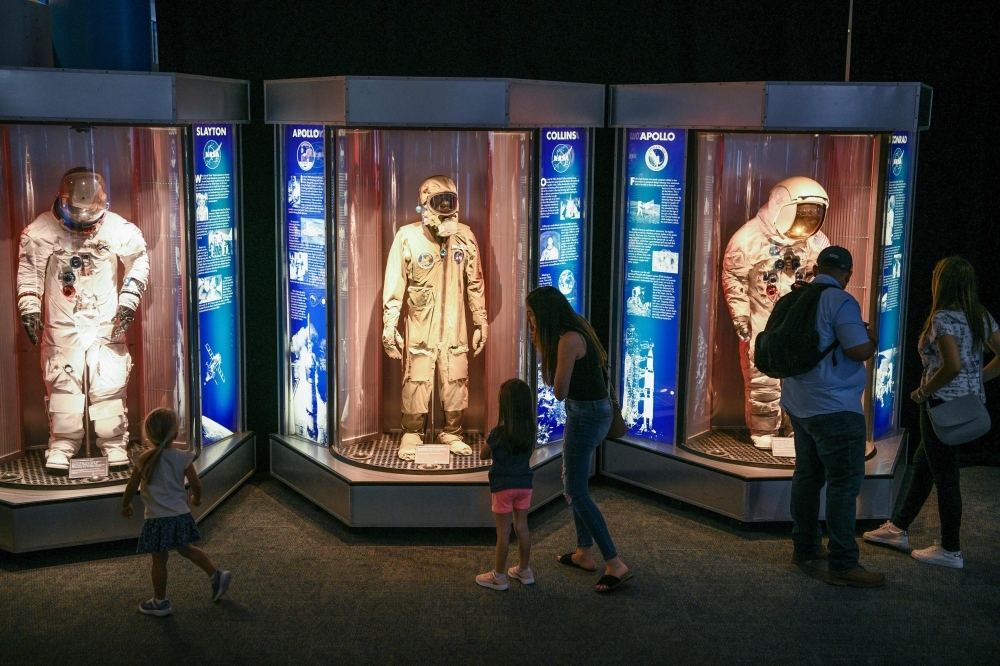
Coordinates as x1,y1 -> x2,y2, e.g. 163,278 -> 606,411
266,76 -> 604,527
602,82 -> 932,522
0,68 -> 254,552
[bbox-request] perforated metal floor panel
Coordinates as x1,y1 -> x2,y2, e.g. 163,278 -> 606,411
679,430 -> 796,468
0,449 -> 133,489
336,432 -> 491,474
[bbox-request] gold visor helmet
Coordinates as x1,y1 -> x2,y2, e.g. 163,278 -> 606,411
767,176 -> 829,241
55,167 -> 108,232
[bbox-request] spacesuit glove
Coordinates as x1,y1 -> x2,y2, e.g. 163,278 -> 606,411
383,327 -> 404,360
733,316 -> 751,342
21,312 -> 43,345
113,306 -> 136,338
472,323 -> 488,357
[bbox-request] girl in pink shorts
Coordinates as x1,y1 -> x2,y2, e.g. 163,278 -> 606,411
476,379 -> 536,590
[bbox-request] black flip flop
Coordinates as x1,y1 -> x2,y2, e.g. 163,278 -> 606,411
595,571 -> 633,593
557,553 -> 597,572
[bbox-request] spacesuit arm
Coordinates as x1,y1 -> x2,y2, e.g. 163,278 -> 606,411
464,235 -> 488,327
16,229 -> 51,316
721,229 -> 752,321
382,232 -> 408,333
116,224 -> 149,311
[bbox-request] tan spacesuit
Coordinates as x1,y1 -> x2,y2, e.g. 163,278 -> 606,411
383,176 -> 488,461
722,177 -> 829,449
17,169 -> 148,470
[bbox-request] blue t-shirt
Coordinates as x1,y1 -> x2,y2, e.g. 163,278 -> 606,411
486,428 -> 533,493
780,274 -> 871,418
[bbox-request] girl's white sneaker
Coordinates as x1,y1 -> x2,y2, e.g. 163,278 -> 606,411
863,521 -> 910,549
911,543 -> 964,569
507,566 -> 535,585
475,571 -> 508,590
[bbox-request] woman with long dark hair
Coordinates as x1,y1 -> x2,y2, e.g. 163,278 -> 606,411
525,286 -> 631,592
865,257 -> 1000,567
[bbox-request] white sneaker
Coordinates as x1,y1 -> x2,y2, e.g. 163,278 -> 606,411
45,450 -> 70,471
863,521 -> 910,549
507,566 -> 535,585
475,571 -> 508,590
105,448 -> 130,467
751,435 -> 772,450
911,543 -> 964,569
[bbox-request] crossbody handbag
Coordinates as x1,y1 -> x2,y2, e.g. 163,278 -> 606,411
602,365 -> 629,440
927,393 -> 991,445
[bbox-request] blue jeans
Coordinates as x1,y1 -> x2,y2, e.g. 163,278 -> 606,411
788,411 -> 866,573
563,397 -> 617,560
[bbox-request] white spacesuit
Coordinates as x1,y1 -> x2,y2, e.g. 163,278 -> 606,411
383,176 -> 487,461
17,168 -> 148,470
722,177 -> 830,449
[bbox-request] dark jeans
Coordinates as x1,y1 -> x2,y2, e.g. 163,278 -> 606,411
892,403 -> 963,551
789,410 -> 867,573
563,397 -> 617,560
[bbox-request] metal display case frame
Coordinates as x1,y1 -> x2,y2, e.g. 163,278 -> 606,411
265,76 -> 604,527
603,81 -> 932,522
0,67 -> 255,552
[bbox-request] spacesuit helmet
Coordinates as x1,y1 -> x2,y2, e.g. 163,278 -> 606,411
55,167 -> 108,232
763,176 -> 829,241
417,175 -> 459,233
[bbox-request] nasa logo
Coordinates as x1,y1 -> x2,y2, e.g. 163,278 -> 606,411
292,128 -> 322,139
202,140 -> 222,170
545,130 -> 579,141
453,249 -> 464,264
551,144 -> 575,173
417,252 -> 434,269
196,126 -> 227,137
630,130 -> 676,142
645,145 -> 668,171
891,148 -> 904,177
297,141 -> 317,171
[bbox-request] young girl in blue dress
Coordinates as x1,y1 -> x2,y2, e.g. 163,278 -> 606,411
121,408 -> 231,616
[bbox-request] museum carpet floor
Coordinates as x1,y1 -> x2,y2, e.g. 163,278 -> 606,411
2,466 -> 999,665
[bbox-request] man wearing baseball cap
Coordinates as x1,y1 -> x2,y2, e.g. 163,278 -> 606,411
781,246 -> 884,587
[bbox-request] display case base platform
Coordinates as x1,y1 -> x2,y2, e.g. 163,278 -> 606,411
269,434 -> 586,527
600,431 -> 907,523
0,433 -> 256,553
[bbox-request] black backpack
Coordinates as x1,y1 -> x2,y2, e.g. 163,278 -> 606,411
754,282 -> 840,379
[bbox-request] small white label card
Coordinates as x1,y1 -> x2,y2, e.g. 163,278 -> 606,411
414,445 -> 451,465
68,456 -> 109,479
770,437 -> 796,458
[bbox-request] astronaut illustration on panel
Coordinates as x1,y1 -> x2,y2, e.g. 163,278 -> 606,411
721,177 -> 830,450
17,168 -> 149,471
382,176 -> 488,461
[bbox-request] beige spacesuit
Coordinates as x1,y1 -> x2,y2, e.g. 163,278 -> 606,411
383,176 -> 488,461
722,177 -> 829,449
18,169 -> 148,470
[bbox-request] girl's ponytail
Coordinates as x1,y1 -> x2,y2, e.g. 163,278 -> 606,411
138,408 -> 179,485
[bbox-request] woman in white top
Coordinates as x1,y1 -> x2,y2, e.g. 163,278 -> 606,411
865,257 -> 1000,567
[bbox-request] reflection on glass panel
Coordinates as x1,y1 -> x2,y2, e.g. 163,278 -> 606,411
334,130 -> 530,464
683,132 -> 878,460
0,124 -> 189,466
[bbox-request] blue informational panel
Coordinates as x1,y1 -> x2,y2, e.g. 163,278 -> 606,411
193,124 -> 240,443
619,129 -> 686,443
537,129 -> 587,445
873,132 -> 915,439
284,126 -> 328,445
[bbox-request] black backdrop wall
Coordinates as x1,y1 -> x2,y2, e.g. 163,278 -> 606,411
157,0 -> 998,468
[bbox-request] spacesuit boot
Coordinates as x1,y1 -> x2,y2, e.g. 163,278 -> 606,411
438,410 -> 471,455
399,412 -> 426,461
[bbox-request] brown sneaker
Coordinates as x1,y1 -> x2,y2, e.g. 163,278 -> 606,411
826,566 -> 886,588
792,546 -> 829,564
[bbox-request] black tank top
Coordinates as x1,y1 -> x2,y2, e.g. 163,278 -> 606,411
566,333 -> 609,401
